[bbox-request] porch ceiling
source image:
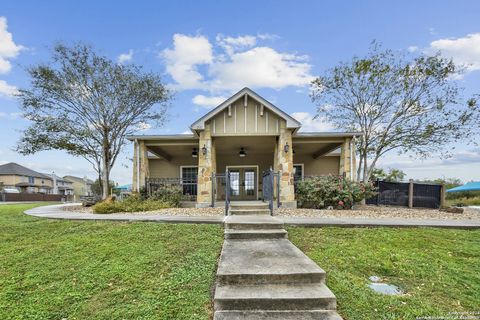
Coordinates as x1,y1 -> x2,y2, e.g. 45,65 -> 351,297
215,136 -> 276,155
293,141 -> 341,157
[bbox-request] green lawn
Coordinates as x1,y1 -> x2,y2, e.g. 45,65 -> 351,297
288,227 -> 480,320
0,203 -> 223,320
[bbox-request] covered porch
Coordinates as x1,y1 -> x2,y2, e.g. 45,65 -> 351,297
131,132 -> 357,208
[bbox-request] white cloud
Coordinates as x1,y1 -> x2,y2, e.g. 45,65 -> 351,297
192,94 -> 226,108
136,122 -> 151,131
428,33 -> 480,73
216,34 -> 256,55
117,49 -> 133,64
0,16 -> 24,74
161,33 -> 313,92
0,79 -> 18,97
291,112 -> 334,132
407,46 -> 418,53
161,34 -> 213,89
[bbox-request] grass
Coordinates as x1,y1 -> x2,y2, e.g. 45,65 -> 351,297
288,227 -> 480,320
0,203 -> 223,320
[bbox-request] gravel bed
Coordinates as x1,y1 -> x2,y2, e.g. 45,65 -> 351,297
63,204 -> 480,220
63,205 -> 223,216
275,205 -> 480,220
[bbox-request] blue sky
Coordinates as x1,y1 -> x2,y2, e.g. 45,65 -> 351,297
1,0 -> 479,184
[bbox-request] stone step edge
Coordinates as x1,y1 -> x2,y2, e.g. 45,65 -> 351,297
213,309 -> 343,320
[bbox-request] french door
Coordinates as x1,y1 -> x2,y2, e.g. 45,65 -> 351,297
227,166 -> 257,200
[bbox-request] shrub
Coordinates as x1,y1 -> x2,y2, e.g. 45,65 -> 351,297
150,185 -> 183,207
92,195 -> 171,214
295,175 -> 376,209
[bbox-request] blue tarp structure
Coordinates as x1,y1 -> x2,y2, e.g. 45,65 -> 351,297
113,184 -> 132,192
446,182 -> 480,193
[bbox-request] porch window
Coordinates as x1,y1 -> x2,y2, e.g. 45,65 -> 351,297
181,167 -> 198,198
293,164 -> 304,183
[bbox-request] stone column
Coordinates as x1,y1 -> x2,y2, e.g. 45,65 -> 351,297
339,138 -> 352,179
196,123 -> 216,207
132,140 -> 138,192
276,121 -> 296,207
138,140 -> 149,190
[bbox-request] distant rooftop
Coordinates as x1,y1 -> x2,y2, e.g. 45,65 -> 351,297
0,162 -> 51,179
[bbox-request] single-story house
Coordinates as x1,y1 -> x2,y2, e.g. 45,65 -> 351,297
128,87 -> 360,208
0,162 -> 53,194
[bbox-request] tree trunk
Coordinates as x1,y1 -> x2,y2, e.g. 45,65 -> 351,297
102,160 -> 110,199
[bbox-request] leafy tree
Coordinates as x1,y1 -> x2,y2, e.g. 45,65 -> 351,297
91,179 -> 116,197
17,43 -> 170,198
311,42 -> 478,182
370,168 -> 406,182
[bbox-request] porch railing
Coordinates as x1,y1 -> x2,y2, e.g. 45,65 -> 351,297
146,177 -> 197,201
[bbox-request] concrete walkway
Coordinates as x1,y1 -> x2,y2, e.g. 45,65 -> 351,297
214,202 -> 342,319
24,203 -> 480,229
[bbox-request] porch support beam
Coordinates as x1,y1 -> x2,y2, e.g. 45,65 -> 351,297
137,140 -> 150,191
147,146 -> 172,162
312,143 -> 342,159
276,121 -> 296,207
339,138 -> 354,179
196,122 -> 216,207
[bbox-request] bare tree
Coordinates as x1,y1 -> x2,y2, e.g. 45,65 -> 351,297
17,43 -> 170,198
311,42 -> 478,182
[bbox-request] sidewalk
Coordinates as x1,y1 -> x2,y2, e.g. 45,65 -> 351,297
24,204 -> 480,229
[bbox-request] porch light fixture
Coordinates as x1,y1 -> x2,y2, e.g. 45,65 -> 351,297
202,144 -> 208,156
284,142 -> 290,153
191,148 -> 198,158
239,147 -> 246,157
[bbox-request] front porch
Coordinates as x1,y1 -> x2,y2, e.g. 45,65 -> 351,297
133,131 -> 357,208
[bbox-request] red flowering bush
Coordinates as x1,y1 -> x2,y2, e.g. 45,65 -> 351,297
295,175 -> 376,209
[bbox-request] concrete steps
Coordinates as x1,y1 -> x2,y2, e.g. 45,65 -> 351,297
224,215 -> 283,230
214,283 -> 337,310
214,310 -> 342,320
229,208 -> 271,216
224,229 -> 288,240
215,202 -> 342,320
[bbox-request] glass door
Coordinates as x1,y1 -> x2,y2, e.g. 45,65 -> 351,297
228,167 -> 257,200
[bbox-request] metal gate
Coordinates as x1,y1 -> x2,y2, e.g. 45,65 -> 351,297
262,168 -> 280,215
211,171 -> 230,215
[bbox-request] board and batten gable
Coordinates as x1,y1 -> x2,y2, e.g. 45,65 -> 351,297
206,96 -> 286,136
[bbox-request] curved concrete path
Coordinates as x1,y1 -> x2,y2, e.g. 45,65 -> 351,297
23,203 -> 480,229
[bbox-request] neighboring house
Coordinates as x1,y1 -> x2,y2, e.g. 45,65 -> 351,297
128,87 -> 360,208
63,175 -> 94,199
0,162 -> 53,194
49,173 -> 74,196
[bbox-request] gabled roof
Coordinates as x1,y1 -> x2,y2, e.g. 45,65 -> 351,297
64,175 -> 95,184
0,162 -> 52,179
190,87 -> 302,132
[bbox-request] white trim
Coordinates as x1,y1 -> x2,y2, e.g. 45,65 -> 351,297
226,165 -> 260,200
255,105 -> 258,132
293,163 -> 304,180
244,105 -> 247,133
213,119 -> 216,134
349,139 -> 353,180
224,112 -> 226,133
234,105 -> 237,133
265,111 -> 269,133
244,93 -> 248,107
276,119 -> 279,133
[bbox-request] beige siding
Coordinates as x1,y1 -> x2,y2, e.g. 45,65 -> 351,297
149,155 -> 197,178
209,96 -> 283,136
293,155 -> 340,176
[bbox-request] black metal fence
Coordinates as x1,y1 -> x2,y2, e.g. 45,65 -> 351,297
367,180 -> 443,209
146,177 -> 197,201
